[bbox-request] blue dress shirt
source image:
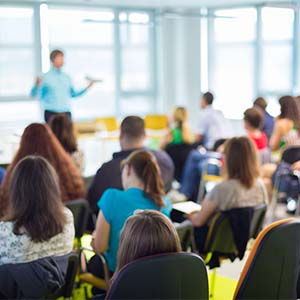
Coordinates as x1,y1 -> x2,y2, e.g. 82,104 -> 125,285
30,67 -> 87,112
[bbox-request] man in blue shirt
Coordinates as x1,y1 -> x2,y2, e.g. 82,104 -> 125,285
253,97 -> 274,140
30,49 -> 94,122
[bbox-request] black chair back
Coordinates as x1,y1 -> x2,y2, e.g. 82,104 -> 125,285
282,146 -> 300,164
49,252 -> 79,299
65,198 -> 90,240
204,212 -> 237,256
165,143 -> 195,182
105,252 -> 208,300
203,207 -> 255,268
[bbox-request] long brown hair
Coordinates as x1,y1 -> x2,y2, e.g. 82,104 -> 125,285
49,114 -> 78,154
173,106 -> 187,129
224,137 -> 260,189
9,156 -> 67,242
121,150 -> 165,208
278,95 -> 300,133
0,123 -> 85,215
116,210 -> 181,271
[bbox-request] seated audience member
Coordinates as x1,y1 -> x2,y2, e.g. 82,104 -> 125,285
195,92 -> 232,149
115,210 -> 181,272
49,113 -> 85,172
0,167 -> 5,185
253,97 -> 274,140
0,123 -> 85,216
261,96 -> 300,199
87,116 -> 174,214
243,107 -> 271,165
0,156 -> 74,264
160,106 -> 194,148
270,95 -> 300,151
87,150 -> 172,280
172,139 -> 226,202
244,107 -> 268,151
188,137 -> 267,252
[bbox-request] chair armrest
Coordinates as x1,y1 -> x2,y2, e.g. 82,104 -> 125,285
79,247 -> 111,289
79,273 -> 108,291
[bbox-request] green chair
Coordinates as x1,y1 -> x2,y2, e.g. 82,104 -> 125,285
174,220 -> 196,252
65,198 -> 90,249
234,218 -> 300,299
105,252 -> 209,300
201,211 -> 238,299
202,204 -> 266,299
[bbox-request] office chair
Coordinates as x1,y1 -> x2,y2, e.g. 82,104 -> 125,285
234,218 -> 300,299
105,252 -> 209,300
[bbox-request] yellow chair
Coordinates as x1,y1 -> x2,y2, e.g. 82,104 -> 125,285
144,114 -> 168,130
74,122 -> 97,137
94,117 -> 119,132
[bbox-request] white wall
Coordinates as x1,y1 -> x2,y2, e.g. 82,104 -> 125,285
158,16 -> 201,129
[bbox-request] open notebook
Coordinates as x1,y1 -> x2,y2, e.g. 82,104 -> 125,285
172,201 -> 201,214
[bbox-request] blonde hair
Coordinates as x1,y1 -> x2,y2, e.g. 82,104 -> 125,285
116,210 -> 181,271
173,107 -> 188,129
121,150 -> 165,208
224,137 -> 260,189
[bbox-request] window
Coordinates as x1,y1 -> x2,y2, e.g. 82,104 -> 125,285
45,7 -> 116,119
120,12 -> 151,91
118,11 -> 156,115
261,7 -> 294,92
261,44 -> 292,91
210,8 -> 256,119
0,7 -> 35,98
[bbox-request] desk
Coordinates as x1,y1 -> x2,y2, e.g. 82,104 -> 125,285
0,128 -> 164,178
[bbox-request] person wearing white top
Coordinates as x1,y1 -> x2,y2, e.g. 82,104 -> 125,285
195,92 -> 233,150
0,156 -> 75,265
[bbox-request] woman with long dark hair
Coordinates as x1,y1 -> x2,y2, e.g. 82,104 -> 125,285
49,114 -> 85,172
270,95 -> 300,151
0,156 -> 74,264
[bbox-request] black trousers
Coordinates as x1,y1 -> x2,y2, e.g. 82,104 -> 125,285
44,110 -> 71,123
193,225 -> 209,253
87,255 -> 114,295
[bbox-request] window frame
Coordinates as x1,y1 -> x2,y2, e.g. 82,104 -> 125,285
207,4 -> 299,119
0,2 -> 158,118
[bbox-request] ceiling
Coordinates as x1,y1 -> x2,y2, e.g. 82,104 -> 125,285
5,0 -> 298,9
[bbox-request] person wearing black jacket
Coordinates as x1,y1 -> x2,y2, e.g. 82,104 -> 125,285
87,116 -> 174,214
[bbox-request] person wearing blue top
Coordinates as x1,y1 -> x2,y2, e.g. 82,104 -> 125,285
0,167 -> 5,185
87,150 -> 172,288
30,49 -> 94,123
253,96 -> 275,140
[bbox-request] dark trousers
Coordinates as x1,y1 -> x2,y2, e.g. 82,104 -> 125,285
179,150 -> 221,201
193,225 -> 209,253
44,110 -> 71,123
87,255 -> 114,295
